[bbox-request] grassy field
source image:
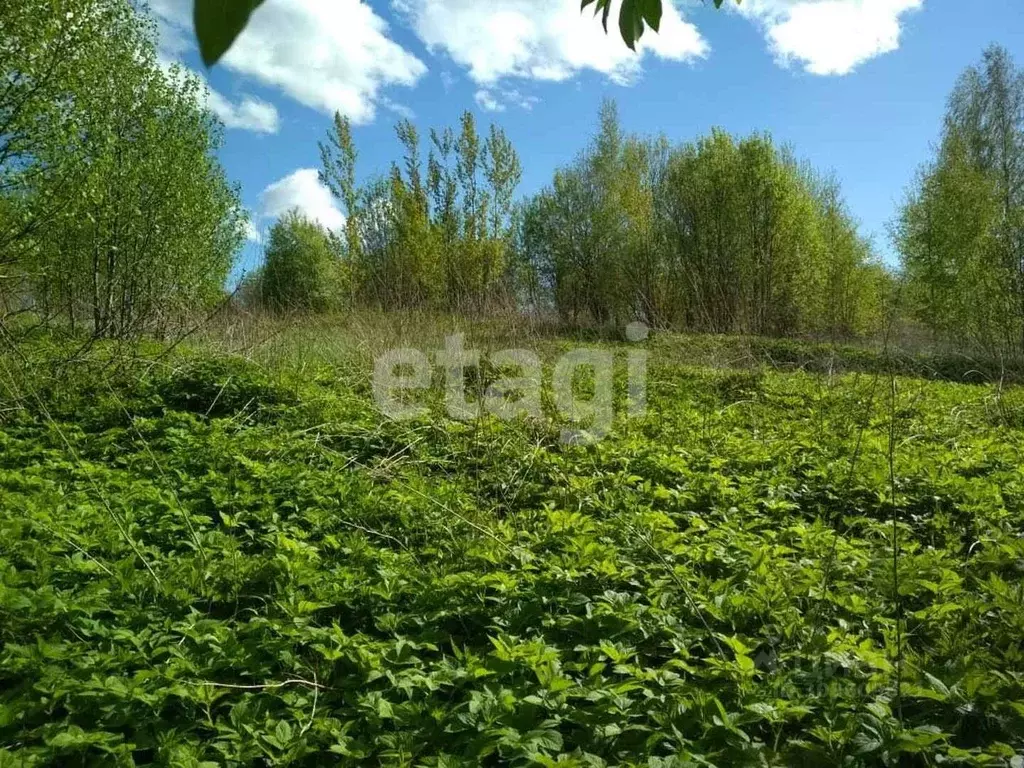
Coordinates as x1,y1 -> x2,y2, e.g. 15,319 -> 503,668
1,318 -> 1023,766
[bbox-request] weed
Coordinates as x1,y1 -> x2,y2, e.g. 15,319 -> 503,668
1,334 -> 1023,766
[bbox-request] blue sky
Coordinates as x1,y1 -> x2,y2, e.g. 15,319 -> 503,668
149,0 -> 1023,276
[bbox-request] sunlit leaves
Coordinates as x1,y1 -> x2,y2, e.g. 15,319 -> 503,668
896,45 -> 1024,357
2,337 -> 1023,764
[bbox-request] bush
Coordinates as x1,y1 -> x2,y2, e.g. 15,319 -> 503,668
153,356 -> 300,419
15,3 -> 245,339
261,211 -> 344,313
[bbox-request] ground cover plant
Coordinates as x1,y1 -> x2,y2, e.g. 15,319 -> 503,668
1,328 -> 1023,766
4,3 -> 1024,765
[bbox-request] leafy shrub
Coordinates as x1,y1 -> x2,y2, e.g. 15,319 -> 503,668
709,369 -> 764,402
153,356 -> 299,419
261,211 -> 345,313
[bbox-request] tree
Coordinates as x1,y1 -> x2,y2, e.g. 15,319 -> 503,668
319,113 -> 362,272
896,45 -> 1024,356
192,0 -> 738,66
321,111 -> 521,313
521,101 -> 647,325
261,211 -> 343,313
427,126 -> 460,306
810,174 -> 884,338
1,0 -> 135,269
17,1 -> 246,338
520,101 -> 883,336
483,123 -> 524,307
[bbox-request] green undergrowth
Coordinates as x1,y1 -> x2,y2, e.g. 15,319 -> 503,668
200,311 -> 1024,386
1,336 -> 1023,766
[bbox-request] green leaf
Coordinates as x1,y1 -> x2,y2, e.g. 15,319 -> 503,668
592,0 -> 612,33
193,0 -> 265,67
274,719 -> 293,746
619,0 -> 644,51
582,0 -> 737,47
640,0 -> 662,33
923,671 -> 951,698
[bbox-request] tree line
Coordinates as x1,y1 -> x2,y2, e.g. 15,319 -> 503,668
245,111 -> 523,314
518,102 -> 888,337
3,2 -> 1023,358
253,44 -> 1024,356
251,101 -> 889,340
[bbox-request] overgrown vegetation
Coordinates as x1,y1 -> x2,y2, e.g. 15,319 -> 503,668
243,101 -> 889,338
257,212 -> 345,314
239,44 -> 1023,359
3,5 -> 1024,765
5,3 -> 1023,362
2,331 -> 1023,765
2,0 -> 244,338
520,102 -> 889,336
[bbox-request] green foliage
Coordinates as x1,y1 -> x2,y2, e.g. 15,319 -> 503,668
154,355 -> 300,418
521,102 -> 889,337
194,0 -> 264,66
2,0 -> 246,337
1,334 -> 1023,765
896,45 -> 1024,358
320,111 -> 522,313
260,211 -> 344,313
582,0 -> 667,51
1,0 -> 136,268
319,113 -> 362,273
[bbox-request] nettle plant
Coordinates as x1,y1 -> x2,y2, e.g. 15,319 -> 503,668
372,331 -> 649,442
2,340 -> 1024,765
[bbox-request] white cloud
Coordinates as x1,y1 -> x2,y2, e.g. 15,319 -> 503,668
243,218 -> 263,245
159,60 -> 281,134
257,169 -> 346,232
394,0 -> 708,87
475,87 -> 540,112
207,91 -> 281,134
149,0 -> 192,57
739,0 -> 923,75
475,89 -> 503,111
381,98 -> 417,121
150,0 -> 426,124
